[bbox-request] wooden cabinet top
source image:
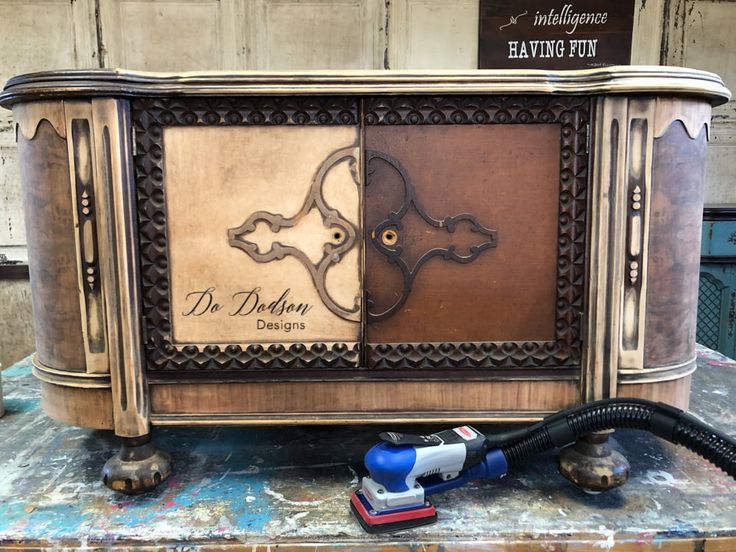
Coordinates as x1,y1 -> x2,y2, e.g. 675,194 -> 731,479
0,66 -> 730,107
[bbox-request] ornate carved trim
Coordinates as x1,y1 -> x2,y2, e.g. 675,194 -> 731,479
653,98 -> 711,140
364,95 -> 585,126
13,101 -> 66,140
70,119 -> 106,354
364,95 -> 590,370
149,342 -> 361,372
134,97 -> 357,128
619,109 -> 653,369
63,102 -> 110,375
134,97 -> 361,373
368,341 -> 576,370
620,104 -> 655,372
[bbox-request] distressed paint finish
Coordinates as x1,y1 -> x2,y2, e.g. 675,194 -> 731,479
1,351 -> 735,549
18,119 -> 86,372
165,125 -> 362,344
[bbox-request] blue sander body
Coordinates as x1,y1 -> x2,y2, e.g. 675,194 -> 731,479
349,398 -> 736,533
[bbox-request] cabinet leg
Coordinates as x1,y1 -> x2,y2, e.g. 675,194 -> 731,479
102,434 -> 172,494
558,430 -> 630,493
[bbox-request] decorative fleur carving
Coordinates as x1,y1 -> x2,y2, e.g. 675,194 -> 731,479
228,145 -> 361,322
134,97 -> 360,373
365,149 -> 497,322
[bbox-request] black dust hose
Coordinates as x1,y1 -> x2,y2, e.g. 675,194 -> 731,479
484,398 -> 736,479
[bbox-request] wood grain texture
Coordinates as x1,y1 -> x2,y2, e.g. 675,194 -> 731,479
365,123 -> 560,344
617,375 -> 691,410
134,97 -> 363,374
41,381 -> 114,429
164,126 -> 361,345
18,118 -> 86,373
645,121 -> 707,367
150,379 -> 580,416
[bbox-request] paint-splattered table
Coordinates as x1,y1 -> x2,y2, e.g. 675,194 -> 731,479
1,347 -> 735,551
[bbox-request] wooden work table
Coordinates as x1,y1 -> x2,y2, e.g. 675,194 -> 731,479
0,346 -> 734,550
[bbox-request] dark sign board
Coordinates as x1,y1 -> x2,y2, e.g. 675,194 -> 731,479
479,0 -> 635,69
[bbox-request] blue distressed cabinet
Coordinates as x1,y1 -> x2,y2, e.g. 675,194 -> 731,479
698,206 -> 736,358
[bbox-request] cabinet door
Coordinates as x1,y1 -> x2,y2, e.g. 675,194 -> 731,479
363,96 -> 589,372
135,98 -> 362,375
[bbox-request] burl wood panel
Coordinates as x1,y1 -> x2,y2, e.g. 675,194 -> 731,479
150,379 -> 580,415
163,126 -> 361,346
365,124 -> 561,344
645,121 -> 707,367
18,120 -> 86,372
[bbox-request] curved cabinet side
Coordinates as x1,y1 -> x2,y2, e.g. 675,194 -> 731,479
41,382 -> 114,429
15,102 -> 115,429
17,110 -> 86,372
644,118 -> 708,368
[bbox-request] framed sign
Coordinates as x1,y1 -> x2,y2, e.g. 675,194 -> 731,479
479,0 -> 635,69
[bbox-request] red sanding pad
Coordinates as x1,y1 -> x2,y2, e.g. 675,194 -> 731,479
350,490 -> 438,533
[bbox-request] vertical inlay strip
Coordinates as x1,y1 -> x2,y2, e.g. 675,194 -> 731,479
72,119 -> 106,355
619,99 -> 655,371
64,102 -> 109,375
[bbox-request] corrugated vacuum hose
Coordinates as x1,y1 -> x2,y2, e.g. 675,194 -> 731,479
494,398 -> 736,478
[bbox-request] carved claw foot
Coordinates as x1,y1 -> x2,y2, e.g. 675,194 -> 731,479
102,434 -> 172,494
558,430 -> 630,493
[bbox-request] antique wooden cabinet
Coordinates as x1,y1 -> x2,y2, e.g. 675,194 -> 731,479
0,67 -> 729,492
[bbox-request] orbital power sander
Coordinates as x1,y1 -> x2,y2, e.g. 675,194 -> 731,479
350,398 -> 736,533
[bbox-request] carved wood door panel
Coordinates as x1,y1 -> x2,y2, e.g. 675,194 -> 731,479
134,95 -> 589,378
134,98 -> 362,374
363,96 -> 589,372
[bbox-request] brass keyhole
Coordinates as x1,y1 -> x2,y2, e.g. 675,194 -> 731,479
333,230 -> 344,243
381,228 -> 398,247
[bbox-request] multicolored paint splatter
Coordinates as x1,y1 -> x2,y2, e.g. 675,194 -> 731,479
0,354 -> 734,549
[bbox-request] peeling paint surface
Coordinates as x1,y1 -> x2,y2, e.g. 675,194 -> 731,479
0,352 -> 735,549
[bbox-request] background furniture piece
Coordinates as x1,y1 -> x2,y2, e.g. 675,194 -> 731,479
697,205 -> 736,359
0,67 -> 729,491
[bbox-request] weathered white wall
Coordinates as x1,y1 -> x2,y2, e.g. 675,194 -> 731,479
663,0 -> 736,204
0,0 -> 734,366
